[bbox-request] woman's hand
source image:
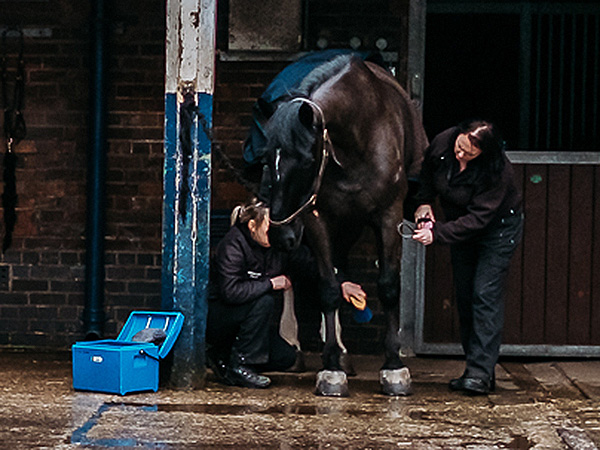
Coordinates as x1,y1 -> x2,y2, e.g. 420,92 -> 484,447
270,275 -> 292,291
341,281 -> 367,310
414,204 -> 435,229
412,228 -> 434,246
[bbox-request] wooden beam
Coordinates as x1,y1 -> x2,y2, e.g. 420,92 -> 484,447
162,0 -> 217,390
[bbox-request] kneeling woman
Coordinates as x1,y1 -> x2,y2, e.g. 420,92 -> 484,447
207,198 -> 364,389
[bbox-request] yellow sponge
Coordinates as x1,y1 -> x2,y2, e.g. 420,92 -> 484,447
349,294 -> 367,311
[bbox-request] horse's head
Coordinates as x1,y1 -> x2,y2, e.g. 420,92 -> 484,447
260,98 -> 323,251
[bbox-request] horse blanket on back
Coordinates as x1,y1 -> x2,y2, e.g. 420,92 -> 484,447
243,49 -> 387,167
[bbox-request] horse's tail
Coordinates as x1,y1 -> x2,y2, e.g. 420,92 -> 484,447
385,78 -> 428,180
402,97 -> 428,180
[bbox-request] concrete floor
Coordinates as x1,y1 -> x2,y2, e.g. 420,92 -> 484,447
1,350 -> 599,449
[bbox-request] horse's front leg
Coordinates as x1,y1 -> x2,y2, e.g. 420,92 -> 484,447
315,278 -> 350,397
375,209 -> 412,396
303,213 -> 349,397
320,288 -> 342,370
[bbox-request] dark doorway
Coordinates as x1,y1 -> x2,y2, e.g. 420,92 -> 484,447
423,13 -> 521,147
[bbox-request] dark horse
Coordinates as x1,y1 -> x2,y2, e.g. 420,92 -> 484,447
259,53 -> 428,396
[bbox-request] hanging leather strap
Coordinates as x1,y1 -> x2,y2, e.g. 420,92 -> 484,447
1,28 -> 26,152
1,28 -> 25,253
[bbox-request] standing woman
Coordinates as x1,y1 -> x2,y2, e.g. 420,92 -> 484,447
412,120 -> 523,395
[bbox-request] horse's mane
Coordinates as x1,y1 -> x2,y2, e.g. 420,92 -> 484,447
297,53 -> 356,96
264,54 -> 356,155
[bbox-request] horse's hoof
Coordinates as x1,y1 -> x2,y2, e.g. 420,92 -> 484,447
380,367 -> 412,396
315,370 -> 349,397
340,351 -> 356,376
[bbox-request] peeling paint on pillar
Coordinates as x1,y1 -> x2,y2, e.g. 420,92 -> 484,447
162,0 -> 216,390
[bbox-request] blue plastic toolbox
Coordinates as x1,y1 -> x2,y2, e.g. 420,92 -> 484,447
72,311 -> 184,395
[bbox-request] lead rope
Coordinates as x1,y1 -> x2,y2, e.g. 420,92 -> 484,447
1,28 -> 25,253
397,221 -> 416,239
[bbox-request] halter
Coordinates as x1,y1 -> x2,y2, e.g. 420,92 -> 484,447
269,98 -> 333,227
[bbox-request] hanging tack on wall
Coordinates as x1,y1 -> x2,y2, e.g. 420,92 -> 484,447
376,38 -> 388,51
349,36 -> 361,49
1,27 -> 26,253
316,37 -> 328,49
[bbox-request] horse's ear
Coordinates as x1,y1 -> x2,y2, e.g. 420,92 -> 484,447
256,98 -> 276,119
298,102 -> 314,129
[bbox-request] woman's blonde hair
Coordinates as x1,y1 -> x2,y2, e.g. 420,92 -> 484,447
230,197 -> 268,227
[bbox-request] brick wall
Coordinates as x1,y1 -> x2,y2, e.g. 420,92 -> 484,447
0,0 -> 165,348
0,0 -> 404,355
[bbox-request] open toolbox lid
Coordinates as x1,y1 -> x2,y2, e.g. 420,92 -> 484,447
116,311 -> 184,359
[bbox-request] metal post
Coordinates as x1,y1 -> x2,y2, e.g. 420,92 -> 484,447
406,0 -> 427,113
162,0 -> 217,389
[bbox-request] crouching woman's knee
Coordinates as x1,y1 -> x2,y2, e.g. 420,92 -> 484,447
250,293 -> 275,317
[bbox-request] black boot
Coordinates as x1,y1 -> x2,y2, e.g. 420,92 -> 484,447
462,376 -> 492,395
450,371 -> 495,393
225,353 -> 271,389
206,349 -> 231,385
462,372 -> 496,395
449,374 -> 466,391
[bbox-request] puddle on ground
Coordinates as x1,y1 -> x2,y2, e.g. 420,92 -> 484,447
508,434 -> 532,449
106,401 -> 389,417
408,409 -> 434,420
70,401 -> 414,447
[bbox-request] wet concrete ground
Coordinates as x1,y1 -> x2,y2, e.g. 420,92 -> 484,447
1,350 -> 599,449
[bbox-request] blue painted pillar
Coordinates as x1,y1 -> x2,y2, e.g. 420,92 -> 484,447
162,0 -> 217,389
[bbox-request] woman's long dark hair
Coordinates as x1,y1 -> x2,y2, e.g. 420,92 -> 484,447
458,119 -> 506,178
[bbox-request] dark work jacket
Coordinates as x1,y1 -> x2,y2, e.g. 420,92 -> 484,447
414,127 -> 522,244
213,223 -> 317,305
